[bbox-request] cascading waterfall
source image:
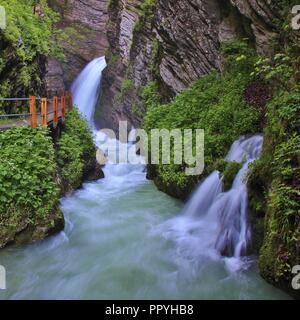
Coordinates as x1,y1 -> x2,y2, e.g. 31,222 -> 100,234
161,135 -> 264,271
71,57 -> 107,125
215,135 -> 264,258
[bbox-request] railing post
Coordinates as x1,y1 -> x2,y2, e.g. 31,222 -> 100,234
61,95 -> 66,120
41,98 -> 48,127
68,93 -> 73,111
29,96 -> 37,129
53,96 -> 58,128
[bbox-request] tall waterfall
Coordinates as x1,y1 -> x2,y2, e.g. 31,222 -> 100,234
71,57 -> 107,125
70,56 -> 145,179
161,135 -> 263,271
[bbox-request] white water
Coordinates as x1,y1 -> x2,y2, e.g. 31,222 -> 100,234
0,58 -> 289,299
162,135 -> 264,273
71,57 -> 107,125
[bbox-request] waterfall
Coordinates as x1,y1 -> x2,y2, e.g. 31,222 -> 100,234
184,171 -> 223,217
214,135 -> 264,258
71,56 -> 145,179
161,135 -> 263,271
71,57 -> 107,125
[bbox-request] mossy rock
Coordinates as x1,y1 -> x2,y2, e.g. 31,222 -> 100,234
222,161 -> 243,191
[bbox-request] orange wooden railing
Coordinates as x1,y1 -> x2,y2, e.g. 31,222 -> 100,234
0,92 -> 73,129
28,92 -> 73,128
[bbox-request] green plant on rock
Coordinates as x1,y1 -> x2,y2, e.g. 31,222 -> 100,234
134,0 -> 157,33
247,83 -> 300,296
251,53 -> 295,89
222,162 -> 243,191
56,109 -> 96,191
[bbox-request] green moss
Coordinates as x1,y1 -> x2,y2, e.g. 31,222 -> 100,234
247,85 -> 300,296
150,39 -> 162,77
108,0 -> 119,11
134,0 -> 157,33
121,79 -> 133,95
107,53 -> 120,67
222,162 -> 243,191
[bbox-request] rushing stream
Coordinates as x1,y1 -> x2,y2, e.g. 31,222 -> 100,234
0,57 -> 290,300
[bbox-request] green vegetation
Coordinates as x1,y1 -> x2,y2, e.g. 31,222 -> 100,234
242,19 -> 300,293
0,126 -> 58,217
150,39 -> 162,77
248,87 -> 300,293
120,79 -> 133,99
0,109 -> 100,247
143,41 -> 260,198
134,0 -> 157,33
0,0 -> 64,112
107,53 -> 120,67
222,162 -> 243,191
57,109 -> 97,192
0,126 -> 61,247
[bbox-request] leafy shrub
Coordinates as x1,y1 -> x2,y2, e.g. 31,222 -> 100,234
251,53 -> 295,89
0,126 -> 59,218
247,86 -> 300,293
57,109 -> 96,191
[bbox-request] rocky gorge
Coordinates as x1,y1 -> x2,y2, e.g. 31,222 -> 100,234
0,0 -> 299,299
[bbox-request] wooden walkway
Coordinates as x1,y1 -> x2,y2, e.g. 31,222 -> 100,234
0,93 -> 73,130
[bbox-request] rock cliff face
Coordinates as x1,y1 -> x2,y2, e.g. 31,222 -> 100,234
45,0 -> 109,94
97,0 -> 279,132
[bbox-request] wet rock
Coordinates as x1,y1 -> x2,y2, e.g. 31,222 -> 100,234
45,0 -> 109,93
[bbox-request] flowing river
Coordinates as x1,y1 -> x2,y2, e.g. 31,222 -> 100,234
0,58 -> 290,300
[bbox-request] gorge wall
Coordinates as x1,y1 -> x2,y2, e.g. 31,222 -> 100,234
96,0 -> 279,131
45,0 -> 109,94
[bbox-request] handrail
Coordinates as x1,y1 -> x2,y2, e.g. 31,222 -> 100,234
0,92 -> 73,129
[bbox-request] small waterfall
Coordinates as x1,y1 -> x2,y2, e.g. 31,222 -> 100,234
71,57 -> 107,125
214,135 -> 263,258
161,135 -> 263,271
183,171 -> 223,217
